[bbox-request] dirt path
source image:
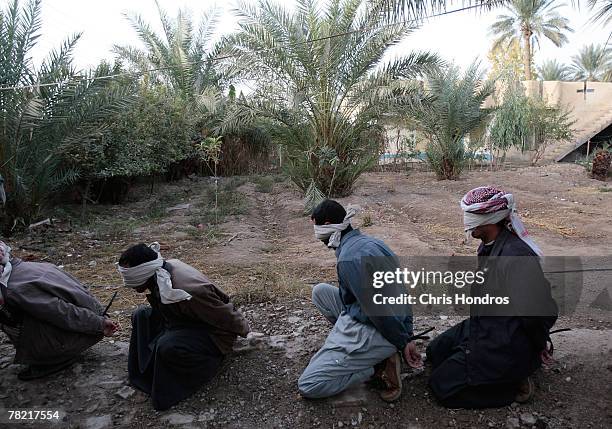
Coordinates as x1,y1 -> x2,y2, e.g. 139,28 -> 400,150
0,164 -> 611,428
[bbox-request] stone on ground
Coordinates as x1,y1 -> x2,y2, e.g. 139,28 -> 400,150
85,414 -> 112,429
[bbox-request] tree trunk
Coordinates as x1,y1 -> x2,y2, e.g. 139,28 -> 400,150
81,180 -> 91,222
523,30 -> 532,80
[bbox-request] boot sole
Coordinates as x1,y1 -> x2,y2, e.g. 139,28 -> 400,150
380,354 -> 402,402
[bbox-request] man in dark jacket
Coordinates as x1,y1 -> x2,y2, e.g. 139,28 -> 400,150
118,242 -> 250,411
0,241 -> 118,380
298,200 -> 422,402
426,186 -> 558,408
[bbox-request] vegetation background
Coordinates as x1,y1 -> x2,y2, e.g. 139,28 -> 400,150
0,0 -> 610,232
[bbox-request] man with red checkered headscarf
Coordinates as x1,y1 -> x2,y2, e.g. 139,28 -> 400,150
460,186 -> 542,257
425,186 -> 558,409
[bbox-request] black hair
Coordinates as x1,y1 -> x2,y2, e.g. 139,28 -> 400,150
119,243 -> 158,268
311,199 -> 346,225
497,219 -> 511,229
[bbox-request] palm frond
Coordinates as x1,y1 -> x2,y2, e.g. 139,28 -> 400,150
228,0 -> 443,194
303,179 -> 325,215
403,61 -> 495,179
570,43 -> 612,81
0,0 -> 135,225
537,59 -> 571,80
587,0 -> 612,24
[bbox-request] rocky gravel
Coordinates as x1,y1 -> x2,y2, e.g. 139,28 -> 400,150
1,166 -> 611,428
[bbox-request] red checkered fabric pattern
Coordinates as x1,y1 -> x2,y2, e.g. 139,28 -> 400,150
461,186 -> 508,214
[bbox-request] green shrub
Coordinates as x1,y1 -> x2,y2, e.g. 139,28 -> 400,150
96,87 -> 196,180
489,80 -> 574,166
253,176 -> 274,193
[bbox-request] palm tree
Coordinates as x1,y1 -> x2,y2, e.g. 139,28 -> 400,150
571,43 -> 612,81
405,62 -> 495,179
222,0 -> 441,196
488,39 -> 526,79
0,0 -> 131,227
114,0 -> 223,109
537,59 -> 571,80
490,0 -> 573,80
114,1 -> 271,177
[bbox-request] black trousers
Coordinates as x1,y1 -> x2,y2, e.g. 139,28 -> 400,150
426,320 -> 519,409
128,306 -> 223,411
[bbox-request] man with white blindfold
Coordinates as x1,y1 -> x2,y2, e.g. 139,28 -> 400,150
425,186 -> 558,408
0,241 -> 117,380
117,243 -> 249,411
298,200 -> 422,403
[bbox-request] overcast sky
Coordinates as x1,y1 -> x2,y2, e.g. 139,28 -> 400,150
17,0 -> 610,73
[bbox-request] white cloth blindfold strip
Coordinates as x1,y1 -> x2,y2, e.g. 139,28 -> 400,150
462,196 -> 542,258
463,210 -> 510,232
117,242 -> 192,304
313,206 -> 359,248
0,242 -> 12,305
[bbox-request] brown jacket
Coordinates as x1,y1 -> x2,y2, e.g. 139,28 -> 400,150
149,259 -> 249,354
4,259 -> 104,365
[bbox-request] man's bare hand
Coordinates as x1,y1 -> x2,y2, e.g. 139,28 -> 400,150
403,341 -> 423,369
103,318 -> 119,337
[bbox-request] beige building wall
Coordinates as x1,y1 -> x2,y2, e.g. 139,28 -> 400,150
382,126 -> 422,164
496,81 -> 612,163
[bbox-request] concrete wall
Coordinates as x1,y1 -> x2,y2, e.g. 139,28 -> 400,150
488,80 -> 612,109
522,80 -> 612,111
381,126 -> 423,164
482,80 -> 612,164
526,81 -> 612,162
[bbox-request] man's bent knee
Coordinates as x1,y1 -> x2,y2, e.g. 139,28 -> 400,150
131,306 -> 149,325
311,283 -> 330,304
298,372 -> 332,399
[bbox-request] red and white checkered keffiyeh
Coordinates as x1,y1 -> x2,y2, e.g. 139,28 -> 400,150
461,186 -> 509,214
460,186 -> 542,257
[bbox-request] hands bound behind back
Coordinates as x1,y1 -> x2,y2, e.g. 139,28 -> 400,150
403,340 -> 423,369
103,318 -> 119,337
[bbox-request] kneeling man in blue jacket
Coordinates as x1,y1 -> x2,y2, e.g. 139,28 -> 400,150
298,200 -> 421,402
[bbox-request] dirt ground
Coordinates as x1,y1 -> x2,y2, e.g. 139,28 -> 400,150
0,163 -> 611,428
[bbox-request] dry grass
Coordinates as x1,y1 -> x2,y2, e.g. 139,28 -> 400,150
570,185 -> 612,196
252,175 -> 275,193
424,224 -> 465,241
216,263 -> 313,306
10,167 -> 608,340
361,214 -> 374,227
524,215 -> 577,237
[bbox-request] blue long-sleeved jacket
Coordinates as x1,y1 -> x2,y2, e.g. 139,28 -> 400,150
335,229 -> 413,350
